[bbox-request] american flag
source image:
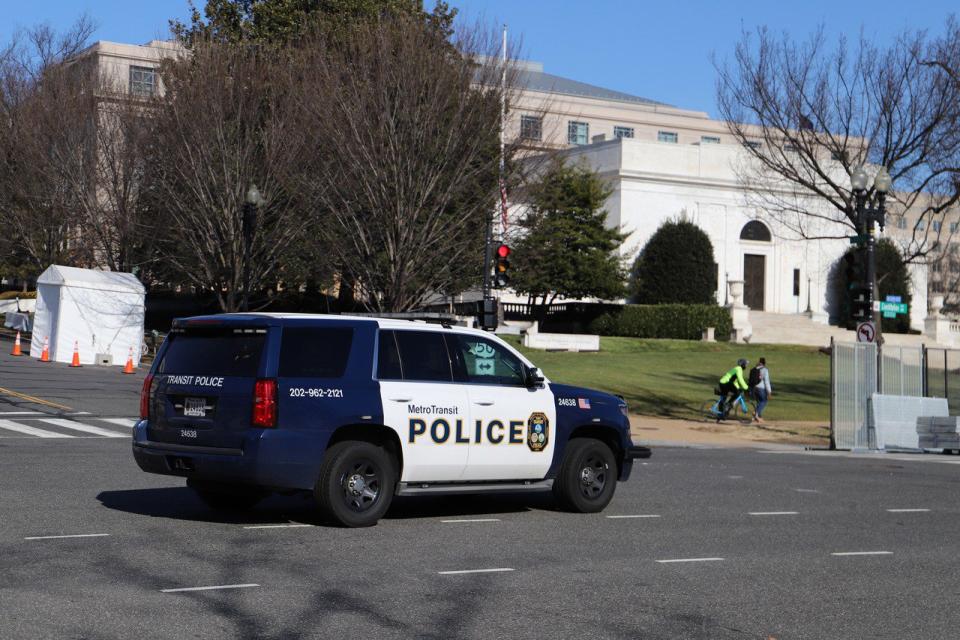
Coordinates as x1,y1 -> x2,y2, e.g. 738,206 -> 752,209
499,176 -> 509,230
577,398 -> 591,410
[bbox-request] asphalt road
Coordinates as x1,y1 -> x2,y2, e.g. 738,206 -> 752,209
2,350 -> 960,639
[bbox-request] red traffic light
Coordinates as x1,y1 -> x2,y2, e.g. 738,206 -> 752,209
496,244 -> 511,259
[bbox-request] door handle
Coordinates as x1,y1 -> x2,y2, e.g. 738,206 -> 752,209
474,401 -> 494,406
389,398 -> 412,403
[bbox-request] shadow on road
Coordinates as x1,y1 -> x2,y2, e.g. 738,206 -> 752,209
96,486 -> 554,526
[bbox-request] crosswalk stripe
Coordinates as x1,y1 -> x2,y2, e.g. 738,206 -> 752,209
99,418 -> 137,428
36,418 -> 128,438
0,419 -> 75,438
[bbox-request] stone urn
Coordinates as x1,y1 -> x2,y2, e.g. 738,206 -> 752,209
727,280 -> 745,308
930,294 -> 945,318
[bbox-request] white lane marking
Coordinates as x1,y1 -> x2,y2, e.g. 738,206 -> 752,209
727,475 -> 744,479
25,533 -> 110,540
242,524 -> 314,529
66,412 -> 91,415
438,568 -> 514,575
831,551 -> 893,557
99,418 -> 137,428
656,557 -> 724,564
748,511 -> 799,516
887,508 -> 930,513
36,418 -> 128,438
0,419 -> 75,438
606,514 -> 661,519
441,518 -> 501,523
794,489 -> 820,493
0,411 -> 42,416
161,583 -> 260,593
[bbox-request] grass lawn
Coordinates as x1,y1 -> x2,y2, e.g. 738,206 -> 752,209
504,336 -> 830,423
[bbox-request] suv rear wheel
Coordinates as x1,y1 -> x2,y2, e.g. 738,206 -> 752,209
552,438 -> 617,513
187,478 -> 268,511
315,440 -> 396,527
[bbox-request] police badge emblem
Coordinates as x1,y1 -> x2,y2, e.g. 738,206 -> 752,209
527,412 -> 549,452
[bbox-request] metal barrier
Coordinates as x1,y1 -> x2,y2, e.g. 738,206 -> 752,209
924,347 -> 960,416
831,342 -> 925,450
831,341 -> 878,450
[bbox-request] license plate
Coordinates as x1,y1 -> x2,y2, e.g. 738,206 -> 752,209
183,397 -> 206,417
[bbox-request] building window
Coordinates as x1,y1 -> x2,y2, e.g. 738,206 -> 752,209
744,141 -> 761,150
896,217 -> 907,230
918,220 -> 926,231
951,261 -> 959,275
934,221 -> 942,232
933,262 -> 942,274
658,131 -> 678,143
951,222 -> 959,233
520,115 -> 542,142
784,143 -> 799,153
129,66 -> 157,97
740,220 -> 772,242
830,150 -> 849,162
701,136 -> 721,144
568,121 -> 589,145
793,269 -> 800,296
613,126 -> 634,139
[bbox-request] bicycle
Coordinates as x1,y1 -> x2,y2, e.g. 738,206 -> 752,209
700,389 -> 756,424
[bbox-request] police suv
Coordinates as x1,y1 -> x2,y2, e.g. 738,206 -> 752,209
133,314 -> 650,527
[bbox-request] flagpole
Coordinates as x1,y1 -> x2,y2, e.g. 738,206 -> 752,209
499,23 -> 507,241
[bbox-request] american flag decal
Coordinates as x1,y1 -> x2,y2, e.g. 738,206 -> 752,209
577,398 -> 591,410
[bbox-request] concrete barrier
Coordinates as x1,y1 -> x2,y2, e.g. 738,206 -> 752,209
869,394 -> 949,450
521,322 -> 599,352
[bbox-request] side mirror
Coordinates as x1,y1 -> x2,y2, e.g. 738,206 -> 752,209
526,366 -> 545,387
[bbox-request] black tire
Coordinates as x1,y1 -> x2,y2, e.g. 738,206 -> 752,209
552,438 -> 618,513
315,440 -> 396,527
700,399 -> 722,422
187,478 -> 268,511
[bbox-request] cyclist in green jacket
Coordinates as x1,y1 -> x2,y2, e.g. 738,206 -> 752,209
717,358 -> 749,421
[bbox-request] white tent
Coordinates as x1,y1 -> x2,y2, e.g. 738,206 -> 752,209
31,265 -> 145,366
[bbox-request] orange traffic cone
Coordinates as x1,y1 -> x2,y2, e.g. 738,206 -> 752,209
69,340 -> 82,368
122,346 -> 135,374
11,331 -> 22,356
40,337 -> 50,363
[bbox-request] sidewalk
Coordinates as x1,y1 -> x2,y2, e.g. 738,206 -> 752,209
629,414 -> 829,450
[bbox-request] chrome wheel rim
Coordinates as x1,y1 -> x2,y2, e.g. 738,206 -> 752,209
340,458 -> 381,512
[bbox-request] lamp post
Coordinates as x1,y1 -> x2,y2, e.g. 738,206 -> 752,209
242,183 -> 264,312
850,165 -> 891,324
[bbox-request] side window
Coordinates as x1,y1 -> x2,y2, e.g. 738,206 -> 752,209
392,331 -> 453,382
279,327 -> 353,378
376,331 -> 403,380
449,335 -> 527,386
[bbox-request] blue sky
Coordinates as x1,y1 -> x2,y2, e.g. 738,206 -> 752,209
3,1 -> 956,117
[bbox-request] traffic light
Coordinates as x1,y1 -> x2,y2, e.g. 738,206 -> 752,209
844,250 -> 871,321
480,298 -> 498,331
495,244 -> 511,288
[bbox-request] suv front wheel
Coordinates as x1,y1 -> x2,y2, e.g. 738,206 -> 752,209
552,438 -> 618,513
315,440 -> 396,527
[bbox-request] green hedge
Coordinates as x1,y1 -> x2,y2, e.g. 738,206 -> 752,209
589,304 -> 731,340
0,290 -> 36,300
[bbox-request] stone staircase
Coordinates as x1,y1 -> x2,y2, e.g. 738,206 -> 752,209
747,311 -> 928,347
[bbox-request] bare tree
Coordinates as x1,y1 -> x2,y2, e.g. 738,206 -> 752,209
715,24 -> 960,263
0,18 -> 97,273
292,17 -> 522,312
142,41 -> 311,312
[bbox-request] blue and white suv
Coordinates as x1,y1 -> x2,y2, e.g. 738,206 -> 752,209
132,314 -> 650,526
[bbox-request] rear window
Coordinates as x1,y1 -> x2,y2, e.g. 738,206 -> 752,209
279,327 -> 353,378
159,329 -> 265,377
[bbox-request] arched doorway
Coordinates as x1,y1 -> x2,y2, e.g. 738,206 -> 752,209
740,221 -> 771,310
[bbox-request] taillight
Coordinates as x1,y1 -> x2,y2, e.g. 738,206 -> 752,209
139,373 -> 154,420
252,379 -> 277,428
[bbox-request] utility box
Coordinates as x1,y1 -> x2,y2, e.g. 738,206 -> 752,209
30,265 -> 145,367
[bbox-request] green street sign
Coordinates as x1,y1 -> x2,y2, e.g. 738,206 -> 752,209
878,301 -> 908,315
882,311 -> 896,318
849,234 -> 867,245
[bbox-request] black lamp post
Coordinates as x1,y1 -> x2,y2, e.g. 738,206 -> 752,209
850,165 -> 892,323
242,183 -> 264,312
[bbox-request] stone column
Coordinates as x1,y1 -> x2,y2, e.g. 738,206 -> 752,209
726,279 -> 752,343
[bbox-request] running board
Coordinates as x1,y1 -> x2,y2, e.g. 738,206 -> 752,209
396,479 -> 553,496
